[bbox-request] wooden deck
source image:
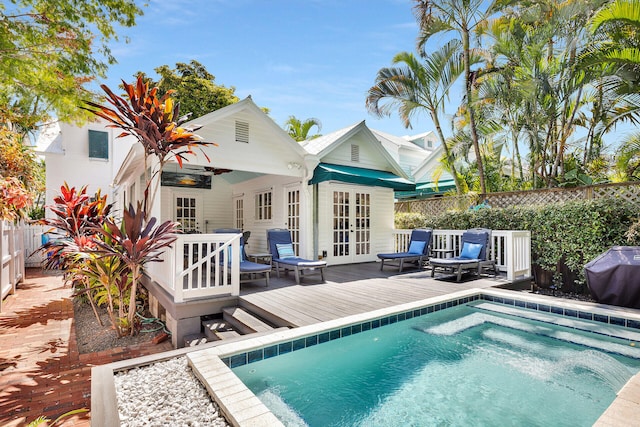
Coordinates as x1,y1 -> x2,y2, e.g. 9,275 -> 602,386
238,262 -> 517,328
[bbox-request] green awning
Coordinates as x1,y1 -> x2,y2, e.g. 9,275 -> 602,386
309,163 -> 415,191
395,179 -> 457,199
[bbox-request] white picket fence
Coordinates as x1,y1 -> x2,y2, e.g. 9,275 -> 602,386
1,221 -> 26,311
23,224 -> 48,267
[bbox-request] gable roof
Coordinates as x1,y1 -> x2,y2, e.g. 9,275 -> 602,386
302,121 -> 410,180
371,128 -> 429,153
35,121 -> 64,154
412,144 -> 453,184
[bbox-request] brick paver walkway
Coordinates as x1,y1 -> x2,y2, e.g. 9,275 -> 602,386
0,268 -> 173,426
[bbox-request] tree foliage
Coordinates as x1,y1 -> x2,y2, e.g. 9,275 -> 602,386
0,0 -> 143,130
370,0 -> 640,193
283,115 -> 322,141
137,60 -> 239,120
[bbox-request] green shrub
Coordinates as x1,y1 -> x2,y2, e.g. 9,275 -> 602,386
416,197 -> 639,292
394,212 -> 426,229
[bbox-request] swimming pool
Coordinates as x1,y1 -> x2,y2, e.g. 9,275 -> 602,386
187,290 -> 640,426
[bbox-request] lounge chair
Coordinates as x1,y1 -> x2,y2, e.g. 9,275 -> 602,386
429,228 -> 496,282
266,228 -> 327,285
213,229 -> 270,287
377,229 -> 433,272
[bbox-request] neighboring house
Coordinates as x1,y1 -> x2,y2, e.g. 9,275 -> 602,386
397,143 -> 457,199
35,119 -> 136,215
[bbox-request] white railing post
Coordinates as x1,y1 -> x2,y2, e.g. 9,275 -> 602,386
174,238 -> 184,303
145,233 -> 241,303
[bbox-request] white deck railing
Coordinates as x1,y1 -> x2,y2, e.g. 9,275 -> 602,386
1,221 -> 25,311
145,233 -> 241,303
393,229 -> 531,281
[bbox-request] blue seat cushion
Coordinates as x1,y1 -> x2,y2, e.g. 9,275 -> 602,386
408,240 -> 427,255
239,260 -> 271,273
460,242 -> 483,260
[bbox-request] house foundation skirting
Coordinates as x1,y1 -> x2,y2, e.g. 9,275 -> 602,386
141,275 -> 238,348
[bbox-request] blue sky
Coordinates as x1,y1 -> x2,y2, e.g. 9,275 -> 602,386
99,0 -> 446,138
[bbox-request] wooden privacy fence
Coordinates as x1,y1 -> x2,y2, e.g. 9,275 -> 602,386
396,181 -> 640,217
1,221 -> 25,311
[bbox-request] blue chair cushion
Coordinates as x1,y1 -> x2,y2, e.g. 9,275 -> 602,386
408,240 -> 426,255
276,243 -> 296,258
460,242 -> 483,259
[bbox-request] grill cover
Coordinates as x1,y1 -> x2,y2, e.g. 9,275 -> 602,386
585,246 -> 640,308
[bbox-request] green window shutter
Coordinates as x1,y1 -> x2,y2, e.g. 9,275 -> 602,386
88,130 -> 109,159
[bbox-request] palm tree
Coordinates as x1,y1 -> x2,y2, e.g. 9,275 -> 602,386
412,0 -> 501,194
284,116 -> 322,142
366,42 -> 469,195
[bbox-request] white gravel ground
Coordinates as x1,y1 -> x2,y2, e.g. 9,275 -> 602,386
114,356 -> 230,427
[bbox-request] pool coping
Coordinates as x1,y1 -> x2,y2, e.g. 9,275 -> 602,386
91,288 -> 640,427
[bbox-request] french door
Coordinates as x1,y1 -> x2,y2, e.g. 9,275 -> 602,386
174,194 -> 202,233
331,189 -> 371,264
286,187 -> 301,255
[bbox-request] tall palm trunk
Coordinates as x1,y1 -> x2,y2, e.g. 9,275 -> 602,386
432,111 -> 463,194
462,28 -> 487,194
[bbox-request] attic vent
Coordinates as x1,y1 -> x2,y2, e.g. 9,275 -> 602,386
235,120 -> 249,143
351,144 -> 360,162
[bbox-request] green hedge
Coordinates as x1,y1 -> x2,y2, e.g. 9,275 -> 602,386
396,198 -> 640,292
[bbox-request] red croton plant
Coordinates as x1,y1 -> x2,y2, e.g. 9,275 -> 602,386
38,76 -> 216,336
83,75 -> 216,218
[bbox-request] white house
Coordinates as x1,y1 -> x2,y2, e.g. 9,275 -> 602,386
35,119 -> 137,214
38,97 -> 456,346
112,97 -> 420,264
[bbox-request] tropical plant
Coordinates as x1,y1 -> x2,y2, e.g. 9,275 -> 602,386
283,116 -> 322,141
367,44 -> 469,194
0,177 -> 33,221
74,252 -> 131,335
91,202 -> 179,336
27,408 -> 89,427
83,76 -> 215,219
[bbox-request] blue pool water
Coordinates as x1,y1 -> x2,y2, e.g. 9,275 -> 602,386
232,302 -> 640,426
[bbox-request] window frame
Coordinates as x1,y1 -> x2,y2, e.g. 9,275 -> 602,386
88,130 -> 109,160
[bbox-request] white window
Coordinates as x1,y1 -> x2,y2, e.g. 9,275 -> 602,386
255,190 -> 272,220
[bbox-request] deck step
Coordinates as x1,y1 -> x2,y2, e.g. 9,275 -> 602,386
202,319 -> 234,341
183,333 -> 208,347
214,330 -> 242,340
223,306 -> 273,334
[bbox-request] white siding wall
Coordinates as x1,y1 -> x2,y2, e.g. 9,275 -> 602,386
321,132 -> 393,172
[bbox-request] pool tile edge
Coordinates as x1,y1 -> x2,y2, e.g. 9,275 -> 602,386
187,351 -> 285,427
